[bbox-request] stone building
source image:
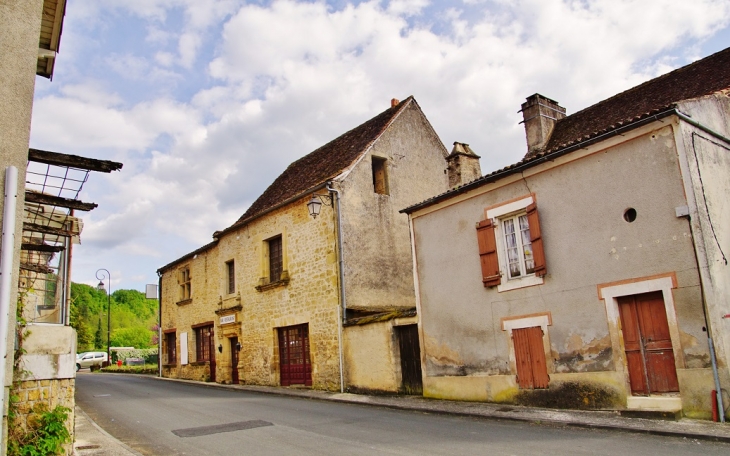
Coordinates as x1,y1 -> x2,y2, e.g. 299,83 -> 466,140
403,47 -> 730,419
158,97 -> 464,393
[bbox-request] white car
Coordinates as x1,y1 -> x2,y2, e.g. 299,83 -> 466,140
76,351 -> 108,371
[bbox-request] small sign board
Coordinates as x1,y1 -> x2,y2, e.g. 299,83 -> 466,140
220,314 -> 236,325
146,284 -> 158,300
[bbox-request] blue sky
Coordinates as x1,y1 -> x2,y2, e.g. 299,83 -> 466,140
29,0 -> 730,292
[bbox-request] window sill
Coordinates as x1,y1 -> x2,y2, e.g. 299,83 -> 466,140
190,361 -> 208,366
163,363 -> 177,367
255,277 -> 290,292
497,275 -> 544,293
176,298 -> 192,306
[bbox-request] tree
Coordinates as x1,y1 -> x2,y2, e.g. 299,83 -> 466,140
94,317 -> 103,350
111,327 -> 154,349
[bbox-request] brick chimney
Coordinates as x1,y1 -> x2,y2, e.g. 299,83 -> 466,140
446,142 -> 481,188
520,94 -> 566,155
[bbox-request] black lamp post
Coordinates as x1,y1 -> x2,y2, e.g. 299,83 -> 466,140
96,268 -> 111,365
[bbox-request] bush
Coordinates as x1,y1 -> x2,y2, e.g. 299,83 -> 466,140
99,364 -> 158,375
113,348 -> 158,364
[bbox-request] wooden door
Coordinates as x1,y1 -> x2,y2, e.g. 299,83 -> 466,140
513,326 -> 549,389
618,291 -> 679,395
278,324 -> 312,386
396,325 -> 423,395
208,328 -> 216,383
230,337 -> 239,385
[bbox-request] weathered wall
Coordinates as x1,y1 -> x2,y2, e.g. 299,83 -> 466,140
675,94 -> 730,385
0,0 -> 45,449
412,122 -> 717,414
161,196 -> 342,390
339,101 -> 449,310
343,321 -> 399,393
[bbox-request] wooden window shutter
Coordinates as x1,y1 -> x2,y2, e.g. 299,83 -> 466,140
476,219 -> 500,287
526,203 -> 547,277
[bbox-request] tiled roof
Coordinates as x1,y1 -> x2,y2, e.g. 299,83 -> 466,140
531,46 -> 730,159
159,97 -> 416,272
403,46 -> 730,214
226,96 -> 415,231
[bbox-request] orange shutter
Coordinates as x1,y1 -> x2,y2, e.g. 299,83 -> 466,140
526,203 -> 547,277
476,219 -> 501,287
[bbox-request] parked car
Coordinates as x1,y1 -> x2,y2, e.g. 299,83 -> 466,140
76,351 -> 108,371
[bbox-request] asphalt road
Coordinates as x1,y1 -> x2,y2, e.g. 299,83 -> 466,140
76,373 -> 730,455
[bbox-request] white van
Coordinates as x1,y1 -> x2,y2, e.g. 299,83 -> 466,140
76,352 -> 108,371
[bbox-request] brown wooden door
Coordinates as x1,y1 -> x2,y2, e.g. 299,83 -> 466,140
618,291 -> 679,395
208,328 -> 216,383
278,324 -> 312,386
513,326 -> 549,389
396,325 -> 423,395
230,337 -> 239,384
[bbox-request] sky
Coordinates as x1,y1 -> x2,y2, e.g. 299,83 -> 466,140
29,0 -> 730,293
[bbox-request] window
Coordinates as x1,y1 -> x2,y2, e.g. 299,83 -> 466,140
179,266 -> 191,301
164,332 -> 176,365
268,236 -> 283,283
195,325 -> 213,362
372,156 -> 388,195
512,326 -> 549,389
477,196 -> 546,290
226,260 -> 235,294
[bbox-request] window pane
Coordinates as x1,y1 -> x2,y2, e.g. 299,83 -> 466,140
518,215 -> 535,274
269,237 -> 283,282
503,219 -> 521,278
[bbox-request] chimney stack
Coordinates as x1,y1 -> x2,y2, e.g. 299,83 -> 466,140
446,142 -> 481,188
391,98 -> 400,108
520,94 -> 566,156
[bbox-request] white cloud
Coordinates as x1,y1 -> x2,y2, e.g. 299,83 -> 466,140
29,0 -> 730,291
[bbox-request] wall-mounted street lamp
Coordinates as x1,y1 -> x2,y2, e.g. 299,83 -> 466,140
96,268 -> 111,365
236,341 -> 242,352
307,193 -> 333,219
218,344 -> 223,353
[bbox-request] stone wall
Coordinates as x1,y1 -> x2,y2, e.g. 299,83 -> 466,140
9,378 -> 75,455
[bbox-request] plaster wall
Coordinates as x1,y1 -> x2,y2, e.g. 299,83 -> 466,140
161,196 -> 342,390
343,321 -> 399,393
675,94 -> 730,380
412,123 -> 715,412
0,0 -> 44,448
338,102 -> 448,310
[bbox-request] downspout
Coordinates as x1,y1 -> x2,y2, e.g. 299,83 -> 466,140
674,109 -> 727,422
64,210 -> 74,326
158,271 -> 162,378
0,166 -> 19,421
326,182 -> 346,393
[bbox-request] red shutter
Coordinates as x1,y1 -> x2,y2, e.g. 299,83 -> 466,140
476,219 -> 501,287
526,203 -> 547,277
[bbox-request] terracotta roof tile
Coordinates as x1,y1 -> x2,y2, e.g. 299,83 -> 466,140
403,46 -> 730,214
531,46 -> 730,159
228,96 -> 415,229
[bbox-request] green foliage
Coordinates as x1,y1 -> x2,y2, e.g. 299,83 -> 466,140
7,403 -> 71,456
115,347 -> 158,363
70,283 -> 158,352
100,364 -> 159,375
111,326 -> 154,349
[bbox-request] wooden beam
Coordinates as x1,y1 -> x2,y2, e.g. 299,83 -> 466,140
21,244 -> 65,253
19,263 -> 54,274
22,222 -> 75,237
28,148 -> 123,173
25,192 -> 97,211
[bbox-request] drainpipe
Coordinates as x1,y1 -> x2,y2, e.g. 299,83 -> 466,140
326,182 -> 345,393
158,271 -> 162,378
0,166 -> 19,421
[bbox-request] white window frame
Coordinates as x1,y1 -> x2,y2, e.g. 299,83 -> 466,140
486,195 -> 544,292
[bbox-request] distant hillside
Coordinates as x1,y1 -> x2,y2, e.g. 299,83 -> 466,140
70,283 -> 158,351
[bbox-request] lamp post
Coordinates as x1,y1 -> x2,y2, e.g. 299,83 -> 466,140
96,269 -> 111,366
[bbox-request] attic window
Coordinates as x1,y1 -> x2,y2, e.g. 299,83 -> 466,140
372,156 -> 388,195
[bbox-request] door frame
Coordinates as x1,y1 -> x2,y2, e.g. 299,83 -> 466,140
229,336 -> 239,384
598,273 -> 684,396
